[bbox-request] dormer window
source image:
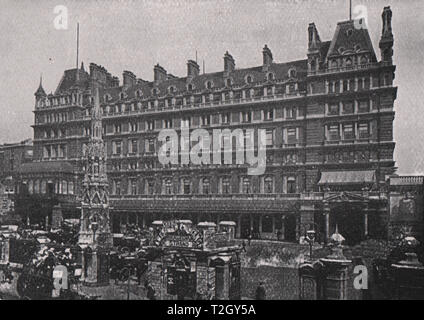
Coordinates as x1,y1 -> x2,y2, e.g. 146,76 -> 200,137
119,92 -> 125,100
168,86 -> 176,94
360,56 -> 368,65
346,29 -> 353,37
267,72 -> 275,81
345,58 -> 352,66
136,90 -> 142,98
187,83 -> 194,92
152,88 -> 159,96
288,68 -> 297,78
225,78 -> 232,87
205,81 -> 213,90
245,75 -> 253,84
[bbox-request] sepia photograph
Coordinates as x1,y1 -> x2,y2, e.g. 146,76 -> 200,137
0,0 -> 423,305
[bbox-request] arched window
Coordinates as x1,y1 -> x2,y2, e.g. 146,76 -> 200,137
264,177 -> 274,194
165,179 -> 173,195
152,88 -> 158,96
226,78 -> 232,87
183,178 -> 191,195
360,56 -> 368,65
245,75 -> 253,84
120,92 -> 125,100
267,72 -> 274,81
205,81 -> 213,90
221,177 -> 230,194
345,58 -> 352,66
68,181 -> 74,195
168,86 -> 175,94
28,180 -> 33,194
187,83 -> 193,92
242,177 -> 251,194
136,90 -> 142,98
288,68 -> 297,78
331,60 -> 338,69
202,178 -> 210,194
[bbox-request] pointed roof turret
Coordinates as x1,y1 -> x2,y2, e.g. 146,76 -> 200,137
34,74 -> 46,97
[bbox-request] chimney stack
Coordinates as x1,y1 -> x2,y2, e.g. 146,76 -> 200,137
123,70 -> 137,88
308,23 -> 321,51
223,51 -> 235,74
154,64 -> 167,83
262,45 -> 273,71
187,60 -> 200,79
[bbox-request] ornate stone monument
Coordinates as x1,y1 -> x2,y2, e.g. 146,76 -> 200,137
78,85 -> 113,286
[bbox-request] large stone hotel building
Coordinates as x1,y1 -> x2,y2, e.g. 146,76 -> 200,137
16,7 -> 402,244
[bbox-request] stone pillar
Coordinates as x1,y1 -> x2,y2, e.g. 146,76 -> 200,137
299,261 -> 324,300
236,214 -> 241,238
320,229 -> 352,300
324,203 -> 330,243
51,204 -> 63,230
363,206 -> 369,238
391,237 -> 424,299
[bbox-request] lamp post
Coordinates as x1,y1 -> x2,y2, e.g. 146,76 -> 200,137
305,230 -> 316,261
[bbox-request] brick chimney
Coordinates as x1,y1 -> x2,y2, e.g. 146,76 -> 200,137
123,70 -> 137,88
187,60 -> 200,79
154,64 -> 167,83
223,51 -> 235,74
308,23 -> 321,51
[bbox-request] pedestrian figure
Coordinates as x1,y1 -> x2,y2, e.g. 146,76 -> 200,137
241,240 -> 247,252
255,282 -> 266,300
147,284 -> 156,300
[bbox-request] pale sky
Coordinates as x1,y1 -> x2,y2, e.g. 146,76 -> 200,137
0,0 -> 423,174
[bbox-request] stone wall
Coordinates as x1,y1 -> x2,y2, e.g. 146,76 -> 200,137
241,266 -> 299,300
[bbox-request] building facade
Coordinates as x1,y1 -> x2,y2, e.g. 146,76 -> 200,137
23,7 -> 398,244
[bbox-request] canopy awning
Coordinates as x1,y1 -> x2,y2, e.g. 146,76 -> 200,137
318,170 -> 376,185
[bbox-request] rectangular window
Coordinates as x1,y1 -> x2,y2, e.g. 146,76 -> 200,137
181,117 -> 191,128
164,119 -> 173,129
241,111 -> 252,123
358,100 -> 370,113
113,141 -> 122,155
343,124 -> 354,140
201,115 -> 211,126
114,124 -> 121,133
130,122 -> 138,132
286,107 -> 296,119
328,125 -> 339,140
129,178 -> 137,195
359,123 -> 369,139
328,104 -> 339,115
265,129 -> 274,146
129,139 -> 138,154
147,121 -> 155,131
343,101 -> 354,114
264,109 -> 273,121
221,177 -> 230,194
146,139 -> 155,153
221,113 -> 230,124
287,176 -> 296,194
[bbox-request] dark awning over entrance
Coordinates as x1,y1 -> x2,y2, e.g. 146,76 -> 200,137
318,170 -> 376,185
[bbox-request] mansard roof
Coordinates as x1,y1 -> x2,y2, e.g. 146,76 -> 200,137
99,59 -> 307,103
55,68 -> 90,95
326,20 -> 377,61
